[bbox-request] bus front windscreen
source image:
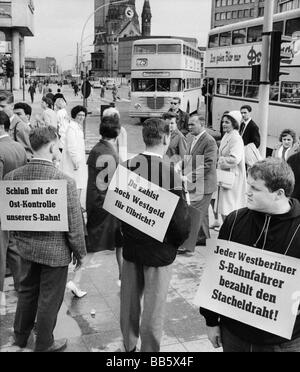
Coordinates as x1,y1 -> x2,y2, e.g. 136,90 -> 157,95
157,79 -> 182,92
132,79 -> 155,92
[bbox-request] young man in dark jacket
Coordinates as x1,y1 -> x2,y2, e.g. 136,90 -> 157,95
200,158 -> 300,352
120,118 -> 191,352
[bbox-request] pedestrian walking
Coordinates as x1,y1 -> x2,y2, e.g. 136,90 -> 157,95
120,118 -> 191,352
112,84 -> 118,102
168,97 -> 189,136
28,83 -> 36,104
5,126 -> 86,352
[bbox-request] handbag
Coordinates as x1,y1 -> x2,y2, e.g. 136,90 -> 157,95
244,143 -> 262,167
216,169 -> 235,190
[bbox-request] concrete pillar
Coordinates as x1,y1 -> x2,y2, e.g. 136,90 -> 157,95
20,36 -> 25,72
12,30 -> 20,90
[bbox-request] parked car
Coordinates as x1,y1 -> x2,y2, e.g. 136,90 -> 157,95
105,79 -> 116,90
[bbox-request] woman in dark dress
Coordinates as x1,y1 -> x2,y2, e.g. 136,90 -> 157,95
86,115 -> 123,283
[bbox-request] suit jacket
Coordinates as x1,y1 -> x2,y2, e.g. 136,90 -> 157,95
4,159 -> 86,267
9,115 -> 33,159
0,135 -> 27,180
184,131 -> 218,201
240,119 -> 261,148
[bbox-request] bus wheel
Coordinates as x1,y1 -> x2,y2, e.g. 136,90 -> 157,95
186,102 -> 190,114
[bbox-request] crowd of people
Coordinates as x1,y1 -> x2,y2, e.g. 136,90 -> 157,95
1,85 -> 300,353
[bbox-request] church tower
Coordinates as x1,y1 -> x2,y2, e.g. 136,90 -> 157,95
142,0 -> 152,37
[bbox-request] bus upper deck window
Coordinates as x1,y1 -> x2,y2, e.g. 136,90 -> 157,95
232,29 -> 246,45
280,82 -> 300,105
134,45 -> 156,54
220,31 -> 232,46
247,26 -> 263,43
209,34 -> 219,48
158,44 -> 181,53
286,17 -> 300,36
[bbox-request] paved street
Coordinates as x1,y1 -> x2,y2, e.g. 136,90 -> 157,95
0,85 -> 221,353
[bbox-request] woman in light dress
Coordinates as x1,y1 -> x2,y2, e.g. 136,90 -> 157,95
54,98 -> 70,152
216,111 -> 247,221
59,105 -> 88,200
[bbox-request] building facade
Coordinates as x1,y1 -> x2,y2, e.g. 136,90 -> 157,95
92,0 -> 151,77
0,0 -> 34,89
211,0 -> 300,29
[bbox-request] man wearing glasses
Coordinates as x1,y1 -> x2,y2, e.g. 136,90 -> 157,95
168,97 -> 189,137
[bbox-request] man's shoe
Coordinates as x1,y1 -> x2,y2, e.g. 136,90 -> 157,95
177,248 -> 189,255
66,281 -> 87,298
36,338 -> 67,353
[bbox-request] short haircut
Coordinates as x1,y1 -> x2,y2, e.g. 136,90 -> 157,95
29,126 -> 58,152
14,102 -> 32,117
162,112 -> 177,120
279,129 -> 297,144
42,96 -> 53,109
0,111 -> 11,132
190,114 -> 206,123
240,105 -> 252,113
248,158 -> 295,197
142,118 -> 170,147
71,105 -> 87,119
57,89 -> 61,93
103,107 -> 120,120
0,90 -> 14,104
100,115 -> 120,139
172,97 -> 181,104
221,114 -> 240,130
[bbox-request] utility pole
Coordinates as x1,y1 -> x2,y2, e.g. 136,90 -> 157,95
76,43 -> 79,74
259,0 -> 274,158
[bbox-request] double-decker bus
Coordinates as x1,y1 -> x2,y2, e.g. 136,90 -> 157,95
206,9 -> 300,151
130,38 -> 203,121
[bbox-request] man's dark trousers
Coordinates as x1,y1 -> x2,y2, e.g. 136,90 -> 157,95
14,258 -> 68,351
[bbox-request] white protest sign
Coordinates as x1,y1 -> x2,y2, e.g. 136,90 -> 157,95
103,165 -> 179,243
194,239 -> 300,340
0,180 -> 69,232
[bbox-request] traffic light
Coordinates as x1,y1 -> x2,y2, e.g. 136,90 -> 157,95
269,31 -> 290,85
80,70 -> 84,80
20,66 -> 24,78
6,59 -> 14,78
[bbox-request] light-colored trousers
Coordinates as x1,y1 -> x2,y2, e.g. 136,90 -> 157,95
120,259 -> 172,352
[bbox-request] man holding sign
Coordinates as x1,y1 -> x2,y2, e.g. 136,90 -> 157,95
200,159 -> 300,352
119,118 -> 191,352
3,127 -> 86,352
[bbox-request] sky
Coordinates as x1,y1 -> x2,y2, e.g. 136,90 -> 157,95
25,0 -> 212,71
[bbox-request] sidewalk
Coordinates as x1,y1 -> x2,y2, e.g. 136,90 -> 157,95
0,227 -> 221,353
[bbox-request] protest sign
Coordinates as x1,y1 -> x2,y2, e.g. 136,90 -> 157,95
103,165 -> 179,243
0,180 -> 68,232
194,239 -> 300,340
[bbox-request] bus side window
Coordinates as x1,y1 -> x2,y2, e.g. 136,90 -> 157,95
244,80 -> 259,99
232,28 -> 246,45
286,17 -> 300,36
247,25 -> 263,43
229,79 -> 243,97
209,34 -> 219,48
217,79 -> 229,95
280,82 -> 300,104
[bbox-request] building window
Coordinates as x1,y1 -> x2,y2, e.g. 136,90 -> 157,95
232,10 -> 238,18
215,12 -> 221,20
226,11 -> 232,19
216,0 -> 221,7
244,9 -> 250,17
238,10 -> 244,18
270,82 -> 279,101
221,12 -> 226,20
258,7 -> 264,16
